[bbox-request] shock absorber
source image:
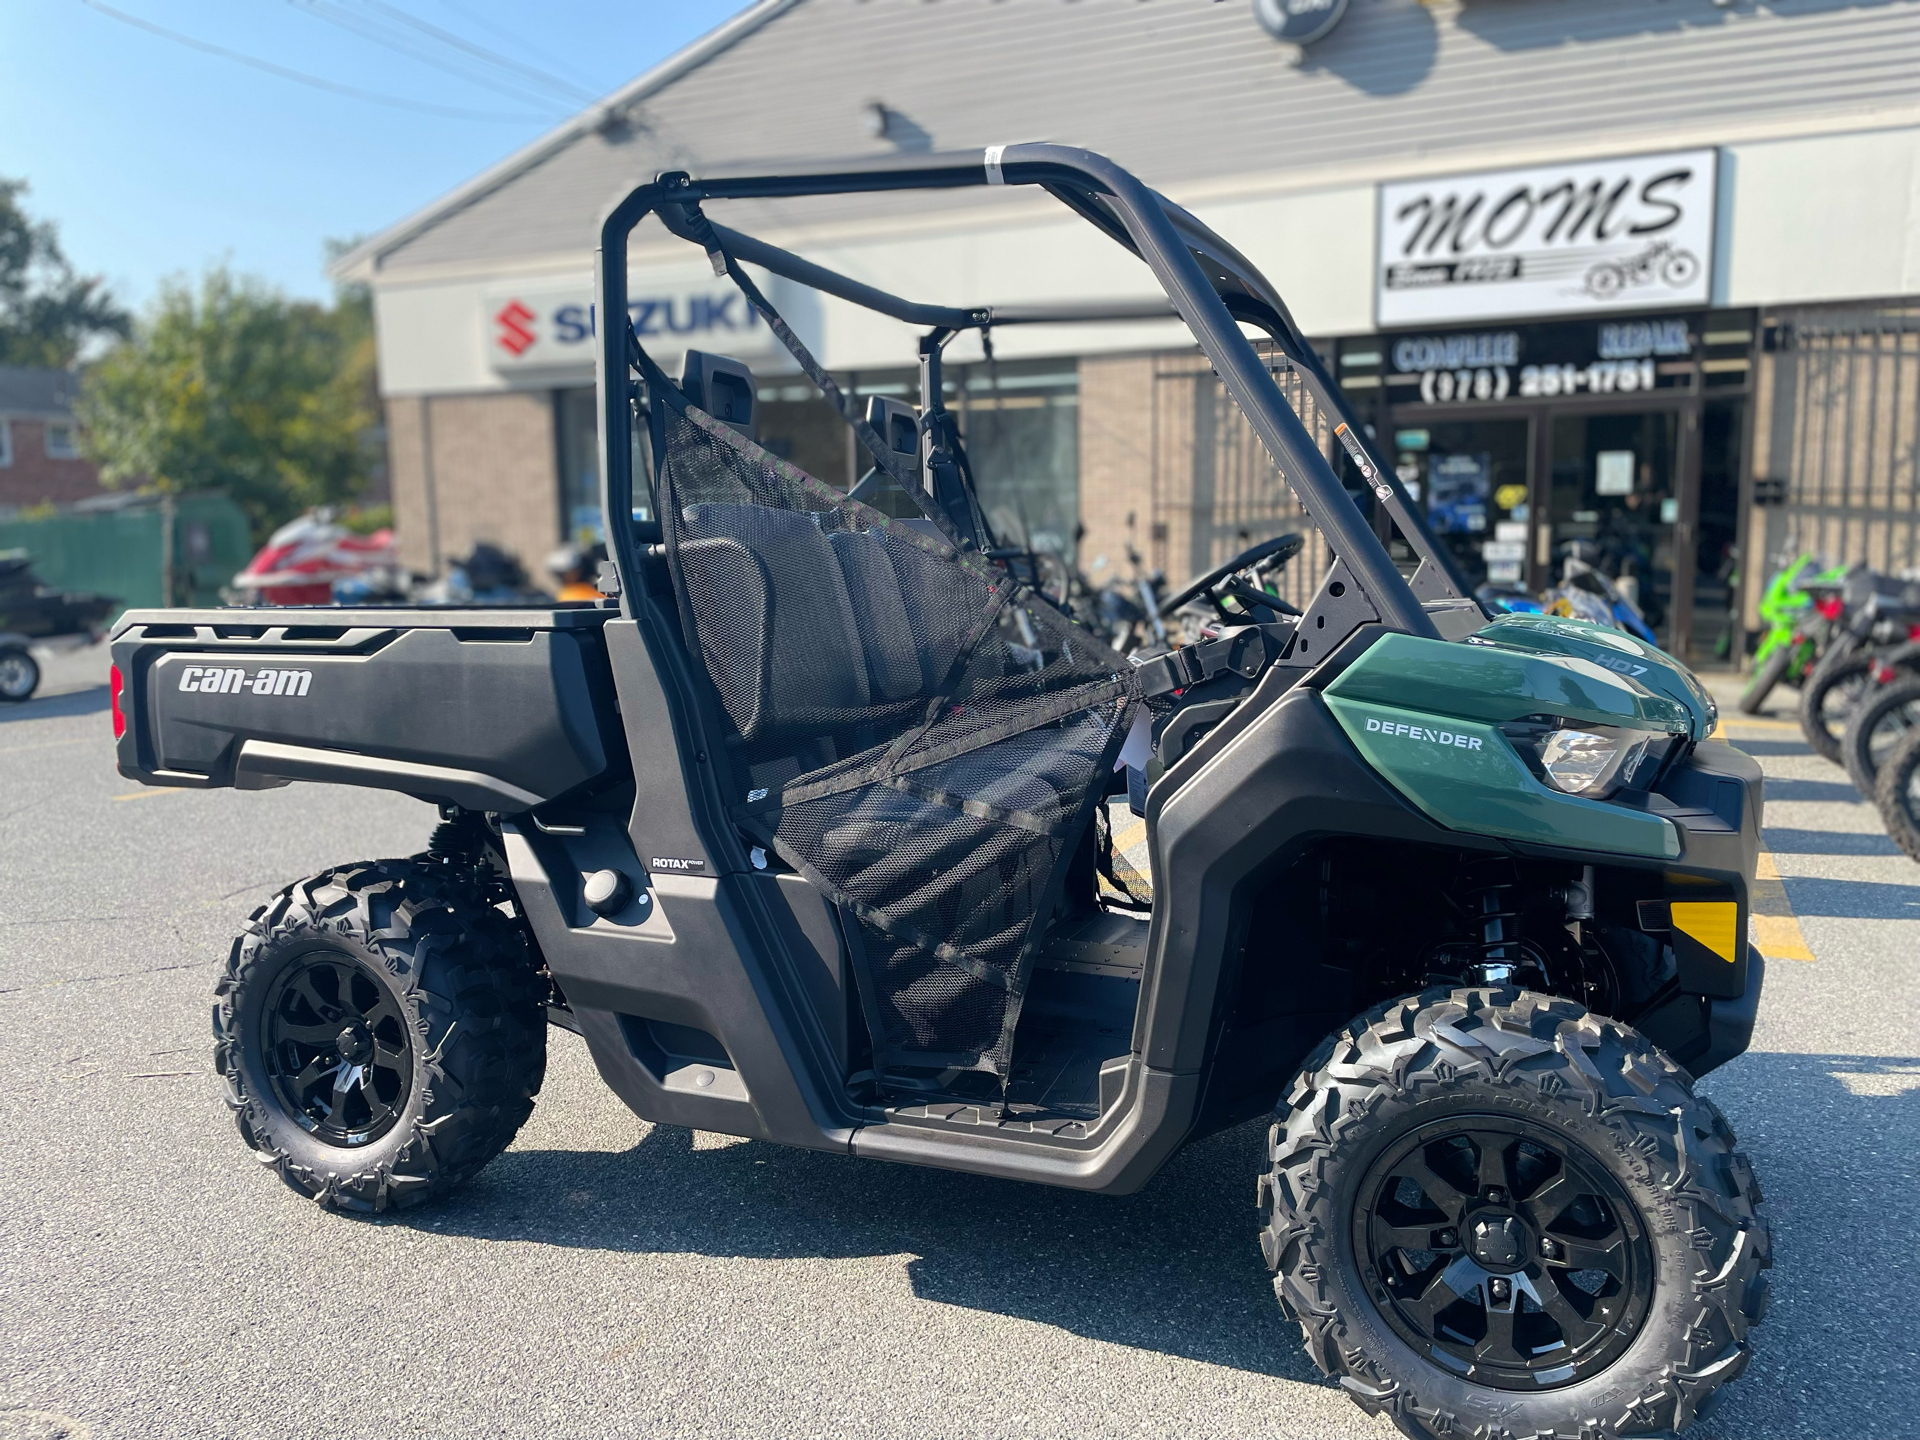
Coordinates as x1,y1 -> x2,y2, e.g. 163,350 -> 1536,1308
1462,858 -> 1525,985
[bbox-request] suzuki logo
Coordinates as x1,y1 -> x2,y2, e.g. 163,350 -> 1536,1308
493,299 -> 537,357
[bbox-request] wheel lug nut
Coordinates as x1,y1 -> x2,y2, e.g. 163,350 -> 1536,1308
1489,1277 -> 1510,1303
1540,1237 -> 1559,1258
1486,1187 -> 1506,1204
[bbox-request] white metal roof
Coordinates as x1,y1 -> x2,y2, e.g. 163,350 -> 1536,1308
332,0 -> 1920,286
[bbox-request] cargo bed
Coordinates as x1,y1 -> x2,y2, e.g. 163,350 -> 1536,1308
111,605 -> 625,813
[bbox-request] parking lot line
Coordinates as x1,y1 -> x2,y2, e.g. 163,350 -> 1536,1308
1750,848 -> 1815,961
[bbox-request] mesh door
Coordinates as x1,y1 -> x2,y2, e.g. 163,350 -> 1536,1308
655,397 -> 1137,1077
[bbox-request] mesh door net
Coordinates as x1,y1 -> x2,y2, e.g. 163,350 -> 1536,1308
650,388 -> 1139,1078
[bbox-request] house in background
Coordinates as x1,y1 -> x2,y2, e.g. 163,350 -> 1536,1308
0,366 -> 109,511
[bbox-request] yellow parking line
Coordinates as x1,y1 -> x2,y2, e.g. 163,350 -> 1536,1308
1750,846 -> 1814,961
111,787 -> 184,803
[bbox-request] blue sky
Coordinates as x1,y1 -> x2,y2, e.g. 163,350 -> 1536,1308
2,0 -> 748,310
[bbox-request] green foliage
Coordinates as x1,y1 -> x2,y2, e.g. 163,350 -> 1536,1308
76,266 -> 379,537
0,178 -> 131,367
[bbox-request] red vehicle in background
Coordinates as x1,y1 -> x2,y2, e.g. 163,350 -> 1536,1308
228,510 -> 400,607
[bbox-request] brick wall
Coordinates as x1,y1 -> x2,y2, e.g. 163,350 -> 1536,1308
1079,348 -> 1336,610
0,418 -> 109,508
385,391 -> 559,580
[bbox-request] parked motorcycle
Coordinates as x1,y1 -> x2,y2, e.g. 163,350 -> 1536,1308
1736,553 -> 1853,715
1795,567 -> 1920,763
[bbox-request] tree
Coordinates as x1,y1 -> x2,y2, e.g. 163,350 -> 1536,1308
77,266 -> 379,536
0,178 -> 131,367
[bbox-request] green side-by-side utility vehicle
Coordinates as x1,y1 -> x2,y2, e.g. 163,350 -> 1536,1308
110,147 -> 1768,1440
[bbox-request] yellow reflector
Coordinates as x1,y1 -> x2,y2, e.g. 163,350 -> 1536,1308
1671,901 -> 1740,963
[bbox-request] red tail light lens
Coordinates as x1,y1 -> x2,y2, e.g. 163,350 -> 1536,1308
1816,596 -> 1844,620
110,663 -> 126,739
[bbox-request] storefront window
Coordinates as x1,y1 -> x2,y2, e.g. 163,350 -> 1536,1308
556,387 -> 603,545
1394,420 -> 1531,591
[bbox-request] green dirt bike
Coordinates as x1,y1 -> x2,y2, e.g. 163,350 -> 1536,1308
1736,554 -> 1852,714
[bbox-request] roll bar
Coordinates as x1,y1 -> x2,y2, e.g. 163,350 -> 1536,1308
598,144 -> 1443,642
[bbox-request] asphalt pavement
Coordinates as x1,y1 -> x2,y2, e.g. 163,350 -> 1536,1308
2,644 -> 1915,1440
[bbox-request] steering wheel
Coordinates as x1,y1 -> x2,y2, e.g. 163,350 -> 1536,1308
1158,533 -> 1305,621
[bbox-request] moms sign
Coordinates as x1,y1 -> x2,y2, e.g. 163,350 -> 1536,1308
1377,149 -> 1716,326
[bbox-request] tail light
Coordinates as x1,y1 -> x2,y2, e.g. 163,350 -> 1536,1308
110,663 -> 126,739
1816,596 -> 1844,620
1909,622 -> 1920,641
1872,659 -> 1895,685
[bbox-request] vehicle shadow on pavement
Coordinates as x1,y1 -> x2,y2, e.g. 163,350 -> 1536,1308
1701,1051 -> 1920,1439
408,1114 -> 1326,1383
0,685 -> 109,725
1762,826 -> 1902,857
1776,874 -> 1920,917
1758,777 -> 1872,804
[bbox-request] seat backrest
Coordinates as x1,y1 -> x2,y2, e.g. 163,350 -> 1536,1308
681,503 -> 870,740
828,530 -> 930,701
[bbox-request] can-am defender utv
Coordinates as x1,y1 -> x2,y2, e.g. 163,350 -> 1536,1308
110,146 -> 1768,1440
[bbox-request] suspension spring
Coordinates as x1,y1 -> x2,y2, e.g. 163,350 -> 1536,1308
1463,859 -> 1525,985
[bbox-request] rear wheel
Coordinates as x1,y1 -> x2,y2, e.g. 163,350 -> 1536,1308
1875,729 -> 1920,864
0,645 -> 39,702
1799,653 -> 1876,764
1842,674 -> 1920,798
1260,988 -> 1769,1440
1736,646 -> 1792,715
213,859 -> 547,1211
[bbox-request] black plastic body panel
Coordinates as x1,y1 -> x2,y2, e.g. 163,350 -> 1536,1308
111,606 -> 622,811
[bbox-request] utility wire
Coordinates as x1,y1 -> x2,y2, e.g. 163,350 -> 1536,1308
282,0 -> 577,113
434,0 -> 606,98
358,0 -> 600,106
77,0 -> 555,121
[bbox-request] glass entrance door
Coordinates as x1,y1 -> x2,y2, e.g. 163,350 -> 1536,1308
1548,410 -> 1681,649
1394,417 -> 1533,591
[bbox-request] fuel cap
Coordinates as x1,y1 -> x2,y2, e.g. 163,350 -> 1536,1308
582,868 -> 633,916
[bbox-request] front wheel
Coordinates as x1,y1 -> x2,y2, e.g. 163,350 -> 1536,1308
1736,645 -> 1792,714
1876,728 -> 1920,863
213,860 -> 547,1212
1260,988 -> 1769,1440
0,645 -> 39,702
1842,674 -> 1920,797
1799,652 -> 1876,764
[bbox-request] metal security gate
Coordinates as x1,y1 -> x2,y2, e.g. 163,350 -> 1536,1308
1751,305 -> 1920,596
1147,347 -> 1336,613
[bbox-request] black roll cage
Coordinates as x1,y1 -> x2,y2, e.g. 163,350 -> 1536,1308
597,143 -> 1459,644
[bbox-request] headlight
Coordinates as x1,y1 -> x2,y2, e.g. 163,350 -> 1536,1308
1502,718 -> 1668,799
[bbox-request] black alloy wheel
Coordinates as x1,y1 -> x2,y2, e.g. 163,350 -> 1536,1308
1355,1117 -> 1652,1390
263,949 -> 413,1146
0,646 -> 39,702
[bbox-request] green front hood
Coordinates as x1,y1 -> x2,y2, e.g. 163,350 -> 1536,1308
1320,629 -> 1692,859
1468,613 -> 1715,741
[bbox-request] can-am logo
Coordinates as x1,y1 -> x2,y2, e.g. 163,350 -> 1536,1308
178,666 -> 312,696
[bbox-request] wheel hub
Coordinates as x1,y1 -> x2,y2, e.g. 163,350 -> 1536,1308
336,1023 -> 373,1064
1466,1211 -> 1529,1271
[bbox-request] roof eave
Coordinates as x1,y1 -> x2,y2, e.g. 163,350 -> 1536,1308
324,0 -> 804,283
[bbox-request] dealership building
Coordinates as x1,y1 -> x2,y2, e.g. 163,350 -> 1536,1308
334,0 -> 1920,662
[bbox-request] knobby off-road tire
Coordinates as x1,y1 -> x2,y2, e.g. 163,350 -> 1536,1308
1874,728 -> 1920,864
213,860 -> 547,1212
1842,674 -> 1920,799
1798,652 -> 1876,764
1734,647 -> 1791,716
1259,988 -> 1769,1440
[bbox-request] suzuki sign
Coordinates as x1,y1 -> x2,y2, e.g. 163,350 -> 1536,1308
1376,149 -> 1717,327
483,276 -> 775,374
